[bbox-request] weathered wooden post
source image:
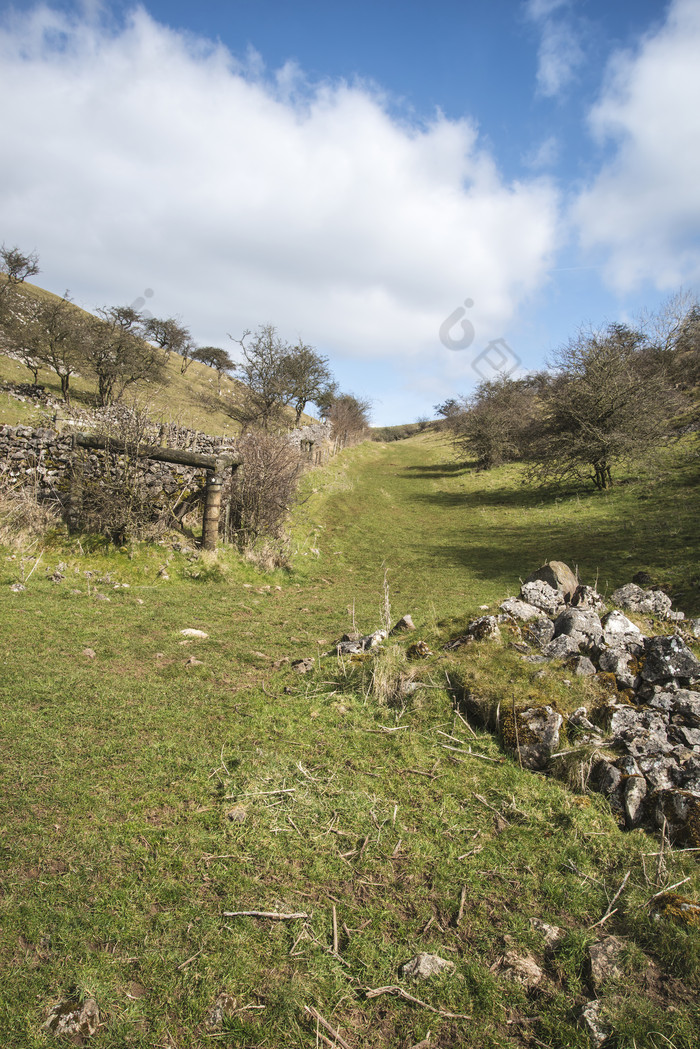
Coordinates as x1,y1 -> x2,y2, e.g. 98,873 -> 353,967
202,468 -> 223,551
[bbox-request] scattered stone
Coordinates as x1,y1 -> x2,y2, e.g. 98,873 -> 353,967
580,999 -> 610,1047
184,656 -> 204,667
400,953 -> 455,980
180,629 -> 209,639
292,657 -> 315,673
9,582 -> 26,592
93,593 -> 110,602
497,950 -> 544,990
82,648 -> 96,659
601,610 -> 642,642
530,917 -> 564,947
652,789 -> 700,846
465,615 -> 501,641
519,579 -> 565,616
44,997 -> 100,1041
408,641 -> 432,659
597,647 -> 636,689
610,706 -> 673,757
205,992 -> 238,1029
391,614 -> 415,633
226,806 -> 247,823
524,560 -> 578,602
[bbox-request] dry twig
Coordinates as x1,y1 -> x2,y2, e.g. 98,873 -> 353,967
364,985 -> 470,1020
303,1005 -> 352,1049
223,909 -> 309,920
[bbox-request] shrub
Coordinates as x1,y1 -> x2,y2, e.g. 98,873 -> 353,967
221,432 -> 303,547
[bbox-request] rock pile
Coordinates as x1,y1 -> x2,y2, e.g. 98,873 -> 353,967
497,562 -> 700,843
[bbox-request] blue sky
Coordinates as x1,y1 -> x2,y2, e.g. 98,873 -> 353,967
1,0 -> 699,424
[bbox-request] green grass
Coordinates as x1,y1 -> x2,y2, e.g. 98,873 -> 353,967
1,433 -> 699,1047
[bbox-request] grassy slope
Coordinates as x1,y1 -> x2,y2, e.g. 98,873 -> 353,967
0,280 -> 316,434
1,433 -> 699,1048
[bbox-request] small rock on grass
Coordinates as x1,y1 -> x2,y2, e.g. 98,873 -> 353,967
180,628 -> 209,639
184,656 -> 204,667
391,614 -> 416,633
580,1000 -> 610,1047
530,917 -> 564,948
401,953 -> 455,980
292,657 -> 315,673
82,648 -> 96,659
496,951 -> 544,990
44,998 -> 100,1040
206,993 -> 237,1030
589,936 -> 625,991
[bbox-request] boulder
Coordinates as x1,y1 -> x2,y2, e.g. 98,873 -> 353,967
519,579 -> 564,616
542,634 -> 581,660
610,583 -> 672,618
641,636 -> 700,687
524,616 -> 556,648
571,584 -> 606,611
637,754 -> 682,793
569,655 -> 597,677
597,647 -> 636,690
652,789 -> 700,845
601,610 -> 642,643
524,561 -> 578,602
610,706 -> 673,757
554,608 -> 603,644
500,597 -> 542,621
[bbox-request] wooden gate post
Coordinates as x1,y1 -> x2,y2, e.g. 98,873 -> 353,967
202,470 -> 222,551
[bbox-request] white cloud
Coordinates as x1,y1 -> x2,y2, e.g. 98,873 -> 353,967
574,0 -> 700,291
524,0 -> 584,98
0,4 -> 559,419
523,135 -> 559,170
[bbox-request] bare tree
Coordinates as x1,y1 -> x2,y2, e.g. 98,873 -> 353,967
322,391 -> 371,446
24,294 -> 87,403
524,323 -> 679,489
441,375 -> 540,470
0,244 -> 40,287
191,345 -> 235,394
225,324 -> 294,430
283,340 -> 334,424
86,306 -> 169,406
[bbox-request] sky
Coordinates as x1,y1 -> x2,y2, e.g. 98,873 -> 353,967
1,0 -> 699,425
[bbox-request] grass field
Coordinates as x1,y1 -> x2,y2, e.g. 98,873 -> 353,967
1,432 -> 699,1047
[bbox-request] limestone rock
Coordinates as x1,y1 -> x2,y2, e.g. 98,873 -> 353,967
497,950 -> 544,989
542,634 -> 581,660
206,993 -> 237,1029
524,616 -> 556,648
400,953 -> 455,980
623,776 -> 647,827
641,636 -> 700,687
569,655 -> 597,677
181,628 -> 209,639
597,647 -> 636,689
589,936 -> 625,991
524,561 -> 578,602
519,579 -> 564,616
465,615 -> 500,641
601,610 -> 642,643
554,608 -> 603,644
391,615 -> 415,633
610,706 -> 673,757
292,657 -> 315,674
580,999 -> 610,1047
571,584 -> 606,611
44,998 -> 100,1040
652,789 -> 700,845
500,597 -> 542,621
514,705 -> 563,769
611,583 -> 672,618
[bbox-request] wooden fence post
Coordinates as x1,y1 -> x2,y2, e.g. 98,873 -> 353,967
202,471 -> 222,551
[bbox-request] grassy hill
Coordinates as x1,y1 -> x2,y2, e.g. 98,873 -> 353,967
0,279 -> 317,435
1,432 -> 699,1046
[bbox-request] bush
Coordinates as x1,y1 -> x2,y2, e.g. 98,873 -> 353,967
221,432 -> 302,547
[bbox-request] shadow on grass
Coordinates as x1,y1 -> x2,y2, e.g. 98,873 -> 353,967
402,461 -> 472,478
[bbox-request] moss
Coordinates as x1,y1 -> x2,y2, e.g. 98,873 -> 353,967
652,893 -> 700,928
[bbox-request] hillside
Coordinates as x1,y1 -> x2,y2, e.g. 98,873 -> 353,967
1,433 -> 699,1047
0,279 -> 318,435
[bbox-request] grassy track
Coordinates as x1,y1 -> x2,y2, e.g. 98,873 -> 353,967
1,433 -> 699,1047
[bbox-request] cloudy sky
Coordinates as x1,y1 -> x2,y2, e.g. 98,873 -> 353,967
1,0 -> 699,424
